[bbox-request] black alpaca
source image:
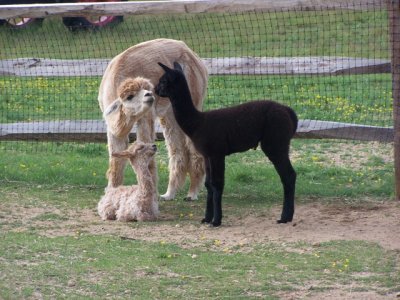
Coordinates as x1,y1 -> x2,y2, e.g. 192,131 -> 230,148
155,62 -> 298,227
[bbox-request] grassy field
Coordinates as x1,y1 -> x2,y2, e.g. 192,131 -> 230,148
0,74 -> 393,127
0,139 -> 399,299
0,6 -> 393,128
1,6 -> 399,299
0,8 -> 389,59
0,232 -> 398,299
0,139 -> 395,199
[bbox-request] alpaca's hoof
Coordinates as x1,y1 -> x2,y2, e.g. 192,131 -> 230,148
277,218 -> 292,224
160,193 -> 175,201
210,221 -> 221,227
100,213 -> 116,221
183,196 -> 195,202
137,214 -> 157,222
201,218 -> 221,227
185,194 -> 198,201
201,218 -> 211,224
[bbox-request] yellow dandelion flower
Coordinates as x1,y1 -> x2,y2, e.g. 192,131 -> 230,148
214,239 -> 221,246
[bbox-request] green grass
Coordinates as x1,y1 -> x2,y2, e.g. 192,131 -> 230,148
0,6 -> 393,128
0,74 -> 393,126
0,139 -> 395,202
0,139 -> 397,298
0,8 -> 389,59
0,8 -> 398,298
0,232 -> 398,299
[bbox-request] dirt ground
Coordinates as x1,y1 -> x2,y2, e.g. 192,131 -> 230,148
3,199 -> 400,299
7,199 -> 399,251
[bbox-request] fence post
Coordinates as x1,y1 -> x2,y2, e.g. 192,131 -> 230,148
389,0 -> 400,200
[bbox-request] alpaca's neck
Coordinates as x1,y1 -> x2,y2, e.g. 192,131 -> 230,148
120,106 -> 150,133
113,109 -> 135,136
170,81 -> 203,137
121,109 -> 134,128
134,166 -> 156,197
122,107 -> 138,128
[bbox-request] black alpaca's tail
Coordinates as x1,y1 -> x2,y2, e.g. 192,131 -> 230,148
287,107 -> 298,135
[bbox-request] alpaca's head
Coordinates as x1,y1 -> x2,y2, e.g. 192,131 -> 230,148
104,77 -> 155,119
155,62 -> 186,99
111,141 -> 157,171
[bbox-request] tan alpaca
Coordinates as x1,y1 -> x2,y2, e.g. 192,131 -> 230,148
98,38 -> 208,201
98,141 -> 159,222
102,77 -> 156,186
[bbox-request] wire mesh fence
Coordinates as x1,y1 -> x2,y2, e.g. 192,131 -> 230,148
0,0 -> 394,152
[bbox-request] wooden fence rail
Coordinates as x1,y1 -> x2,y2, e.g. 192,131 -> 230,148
0,0 -> 387,20
0,55 -> 393,143
0,0 -> 392,143
0,57 -> 391,77
0,119 -> 394,143
0,0 -> 397,195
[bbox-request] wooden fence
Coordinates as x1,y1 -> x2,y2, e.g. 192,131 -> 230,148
0,0 -> 394,143
0,0 -> 394,138
0,0 -> 388,20
0,54 -> 394,143
0,0 -> 399,197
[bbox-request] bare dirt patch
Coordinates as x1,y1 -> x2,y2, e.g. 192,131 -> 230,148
3,199 -> 400,299
276,287 -> 397,300
3,199 -> 400,251
291,141 -> 393,170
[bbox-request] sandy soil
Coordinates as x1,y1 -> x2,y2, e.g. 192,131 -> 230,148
9,200 -> 397,251
3,199 -> 400,299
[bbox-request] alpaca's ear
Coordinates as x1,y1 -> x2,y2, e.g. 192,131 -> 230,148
103,99 -> 121,117
111,151 -> 131,159
173,62 -> 183,72
158,62 -> 172,73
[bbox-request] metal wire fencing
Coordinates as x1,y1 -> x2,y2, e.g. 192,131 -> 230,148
0,0 -> 394,152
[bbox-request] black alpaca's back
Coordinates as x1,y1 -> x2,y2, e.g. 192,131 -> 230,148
193,100 -> 298,157
156,62 -> 297,227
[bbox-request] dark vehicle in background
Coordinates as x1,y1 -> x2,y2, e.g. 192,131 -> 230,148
0,0 -> 124,31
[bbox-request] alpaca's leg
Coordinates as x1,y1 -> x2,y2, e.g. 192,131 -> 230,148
210,157 -> 225,227
106,133 -> 129,187
136,115 -> 158,189
262,144 -> 296,223
272,155 -> 296,223
97,197 -> 117,220
202,156 -> 225,227
185,137 -> 205,201
159,115 -> 188,200
147,158 -> 157,189
162,137 -> 187,200
116,199 -> 135,222
202,158 -> 214,224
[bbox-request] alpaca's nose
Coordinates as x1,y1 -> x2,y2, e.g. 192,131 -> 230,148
145,91 -> 153,97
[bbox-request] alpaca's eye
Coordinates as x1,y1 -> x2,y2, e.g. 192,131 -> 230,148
126,95 -> 134,101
